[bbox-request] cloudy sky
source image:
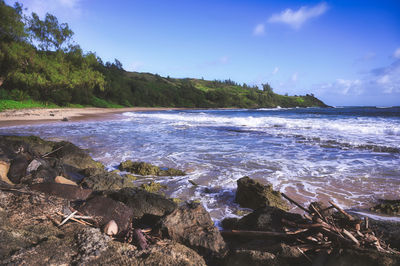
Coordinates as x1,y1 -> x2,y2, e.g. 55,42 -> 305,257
8,0 -> 400,106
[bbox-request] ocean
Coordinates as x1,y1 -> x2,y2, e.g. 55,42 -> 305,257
1,107 -> 400,222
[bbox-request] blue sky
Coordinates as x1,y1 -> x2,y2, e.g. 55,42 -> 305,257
8,0 -> 400,106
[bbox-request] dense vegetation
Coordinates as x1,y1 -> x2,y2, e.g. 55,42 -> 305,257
0,1 -> 327,110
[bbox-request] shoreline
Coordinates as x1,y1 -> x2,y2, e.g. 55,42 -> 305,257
0,107 -> 185,128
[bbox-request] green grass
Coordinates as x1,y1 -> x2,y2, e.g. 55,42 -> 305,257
0,99 -> 59,112
90,96 -> 124,108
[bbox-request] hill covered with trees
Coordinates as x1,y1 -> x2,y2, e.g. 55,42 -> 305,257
0,1 -> 327,110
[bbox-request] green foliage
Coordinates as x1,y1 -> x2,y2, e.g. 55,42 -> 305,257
0,1 -> 327,110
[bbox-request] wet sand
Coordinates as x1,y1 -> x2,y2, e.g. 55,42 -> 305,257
0,107 -> 183,127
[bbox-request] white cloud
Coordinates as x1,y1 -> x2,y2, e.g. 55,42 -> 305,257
253,23 -> 265,36
268,2 -> 328,29
316,59 -> 400,100
393,47 -> 400,59
272,67 -> 279,75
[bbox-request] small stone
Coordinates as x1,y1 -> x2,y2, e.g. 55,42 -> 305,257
26,159 -> 42,173
61,117 -> 68,121
103,220 -> 118,236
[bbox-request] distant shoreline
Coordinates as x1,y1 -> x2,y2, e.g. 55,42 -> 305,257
0,107 -> 185,128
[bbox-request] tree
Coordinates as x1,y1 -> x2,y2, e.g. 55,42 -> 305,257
28,12 -> 73,51
262,83 -> 273,94
0,1 -> 27,42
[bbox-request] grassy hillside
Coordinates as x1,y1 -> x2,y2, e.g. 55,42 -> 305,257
0,1 -> 327,111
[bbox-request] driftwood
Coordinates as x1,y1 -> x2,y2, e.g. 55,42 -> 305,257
223,196 -> 400,257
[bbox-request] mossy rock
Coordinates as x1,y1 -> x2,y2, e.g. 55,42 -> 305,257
118,160 -> 185,176
80,171 -> 135,191
235,176 -> 289,211
140,181 -> 167,193
370,199 -> 400,216
123,173 -> 137,181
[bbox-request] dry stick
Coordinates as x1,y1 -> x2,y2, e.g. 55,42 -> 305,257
56,211 -> 93,226
42,145 -> 64,158
281,193 -> 311,214
133,229 -> 148,250
310,203 -> 326,222
220,229 -> 306,239
297,247 -> 312,263
328,201 -> 354,221
364,217 -> 369,229
342,229 -> 360,246
59,210 -> 78,226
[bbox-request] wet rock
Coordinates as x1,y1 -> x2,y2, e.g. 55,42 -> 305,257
236,206 -> 304,232
80,170 -> 135,191
108,187 -> 177,225
371,199 -> 400,216
235,176 -> 289,211
30,183 -> 92,200
156,202 -> 227,261
140,181 -> 167,193
119,160 -> 185,176
78,196 -> 133,235
221,217 -> 239,230
74,227 -> 111,264
369,219 -> 400,250
0,135 -> 54,157
51,141 -> 104,170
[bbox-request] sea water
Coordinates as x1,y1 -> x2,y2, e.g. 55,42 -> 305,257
1,107 -> 399,221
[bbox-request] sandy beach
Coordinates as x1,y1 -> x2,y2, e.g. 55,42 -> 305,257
0,107 -> 181,127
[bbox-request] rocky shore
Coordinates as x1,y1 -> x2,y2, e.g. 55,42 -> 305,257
1,135 -> 399,265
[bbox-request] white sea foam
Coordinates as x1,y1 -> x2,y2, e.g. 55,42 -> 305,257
1,108 -> 399,221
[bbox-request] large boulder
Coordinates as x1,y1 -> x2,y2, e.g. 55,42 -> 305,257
156,202 -> 227,262
78,196 -> 134,236
119,160 -> 185,176
108,187 -> 177,225
235,206 -> 304,232
235,176 -> 289,211
80,169 -> 134,191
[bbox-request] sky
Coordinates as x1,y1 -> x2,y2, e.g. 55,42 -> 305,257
7,0 -> 400,106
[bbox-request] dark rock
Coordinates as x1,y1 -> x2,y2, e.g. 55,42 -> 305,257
108,187 -> 177,225
0,135 -> 54,158
156,202 -> 227,261
235,176 -> 288,211
61,117 -> 68,121
236,206 -> 304,232
80,171 -> 135,191
368,219 -> 400,250
7,155 -> 30,183
221,217 -> 239,230
371,199 -> 400,216
78,196 -> 134,235
51,141 -> 103,170
30,183 -> 93,200
323,247 -> 400,266
119,160 -> 185,176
